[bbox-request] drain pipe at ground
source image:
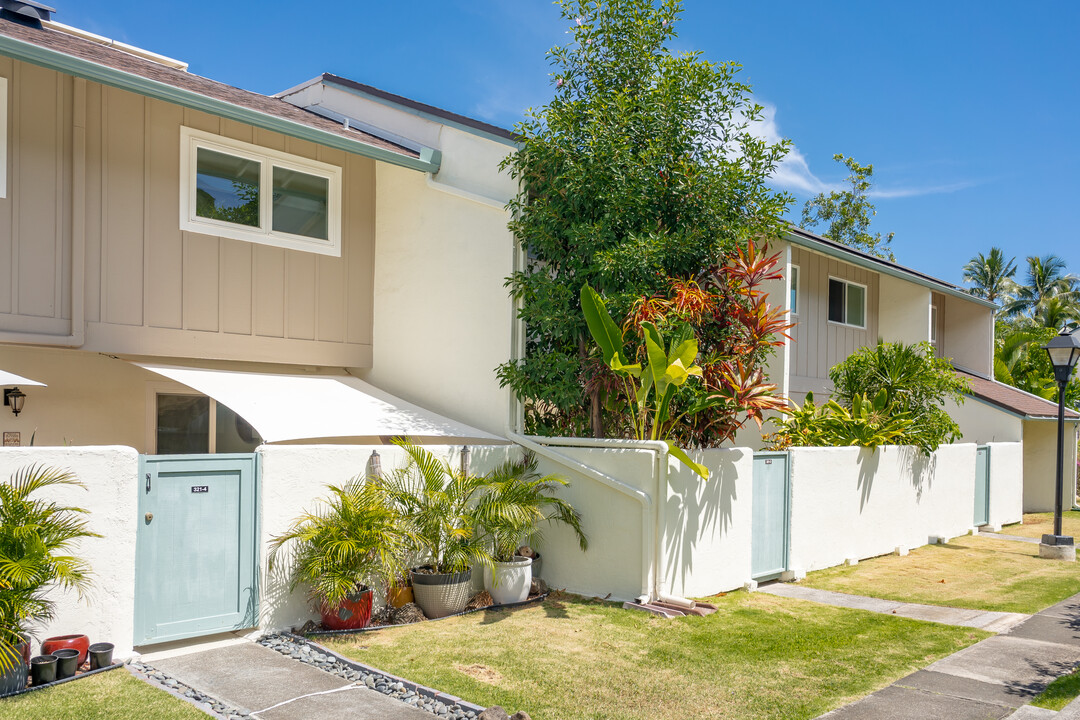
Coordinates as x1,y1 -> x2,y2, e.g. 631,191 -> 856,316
509,433 -> 696,609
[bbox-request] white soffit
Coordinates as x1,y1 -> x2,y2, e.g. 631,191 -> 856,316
0,370 -> 45,387
135,364 -> 507,445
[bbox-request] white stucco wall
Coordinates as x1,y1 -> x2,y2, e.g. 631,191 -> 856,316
367,163 -> 516,438
947,397 -> 1024,444
788,444 -> 977,573
1022,419 -> 1080,512
0,446 -> 139,659
987,441 -> 1023,528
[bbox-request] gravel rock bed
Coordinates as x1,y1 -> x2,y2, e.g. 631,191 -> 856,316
128,662 -> 251,719
259,633 -> 483,719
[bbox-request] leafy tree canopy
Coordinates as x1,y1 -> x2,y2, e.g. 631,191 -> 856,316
801,154 -> 895,261
498,0 -> 792,438
963,247 -> 1018,304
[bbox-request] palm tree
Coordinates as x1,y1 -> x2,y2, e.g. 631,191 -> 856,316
1034,295 -> 1080,330
0,466 -> 99,671
1005,254 -> 1079,317
963,247 -> 1018,303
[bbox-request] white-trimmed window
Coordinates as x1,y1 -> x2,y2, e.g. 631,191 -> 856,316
930,305 -> 939,346
0,76 -> 7,199
179,127 -> 342,256
790,265 -> 800,315
827,277 -> 866,328
152,390 -> 262,455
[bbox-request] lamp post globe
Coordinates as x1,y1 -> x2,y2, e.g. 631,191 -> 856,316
1039,327 -> 1080,560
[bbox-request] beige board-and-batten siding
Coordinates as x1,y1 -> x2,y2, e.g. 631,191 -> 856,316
789,245 -> 879,397
0,57 -> 375,367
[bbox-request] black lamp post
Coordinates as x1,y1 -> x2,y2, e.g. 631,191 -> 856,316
1041,327 -> 1080,552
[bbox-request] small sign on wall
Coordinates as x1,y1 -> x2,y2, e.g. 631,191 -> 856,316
191,485 -> 209,494
2,432 -> 19,447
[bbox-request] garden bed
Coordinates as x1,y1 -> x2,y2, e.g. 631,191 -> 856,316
0,661 -> 123,700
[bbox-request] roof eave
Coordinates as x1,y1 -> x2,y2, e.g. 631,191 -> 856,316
0,33 -> 442,174
784,229 -> 998,310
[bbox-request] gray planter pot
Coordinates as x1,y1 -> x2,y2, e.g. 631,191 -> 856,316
410,568 -> 473,619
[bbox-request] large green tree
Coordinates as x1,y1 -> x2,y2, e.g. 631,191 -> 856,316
801,154 -> 895,261
497,0 -> 792,438
1004,254 -> 1079,321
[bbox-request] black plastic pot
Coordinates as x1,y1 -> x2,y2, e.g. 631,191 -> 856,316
30,655 -> 56,686
88,643 -> 114,670
53,648 -> 79,680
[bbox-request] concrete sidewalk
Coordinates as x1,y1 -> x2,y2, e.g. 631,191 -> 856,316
760,582 -> 1029,632
817,593 -> 1080,719
150,642 -> 435,719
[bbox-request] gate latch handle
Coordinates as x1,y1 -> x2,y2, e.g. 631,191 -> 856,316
145,512 -> 153,523
146,473 -> 151,493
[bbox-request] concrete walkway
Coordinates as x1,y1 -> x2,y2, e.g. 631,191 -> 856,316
981,531 -> 1043,545
816,593 -> 1080,719
150,642 -> 434,719
759,583 -> 1030,633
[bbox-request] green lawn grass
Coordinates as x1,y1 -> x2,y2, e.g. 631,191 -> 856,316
1030,666 -> 1080,711
0,667 -> 206,720
800,534 -> 1080,614
318,590 -> 987,720
998,511 -> 1080,540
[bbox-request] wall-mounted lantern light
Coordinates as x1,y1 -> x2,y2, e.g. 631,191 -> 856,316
3,387 -> 26,417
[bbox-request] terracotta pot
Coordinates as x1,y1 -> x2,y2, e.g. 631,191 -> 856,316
41,635 -> 89,667
388,584 -> 414,609
319,589 -> 373,631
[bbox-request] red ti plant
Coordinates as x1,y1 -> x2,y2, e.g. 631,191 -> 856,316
594,241 -> 794,448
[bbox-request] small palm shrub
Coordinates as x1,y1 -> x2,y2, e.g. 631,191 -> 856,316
476,453 -> 588,562
381,441 -> 492,575
0,465 -> 99,671
268,478 -> 415,609
768,390 -> 913,451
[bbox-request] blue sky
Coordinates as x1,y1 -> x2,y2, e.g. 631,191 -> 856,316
58,1 -> 1079,286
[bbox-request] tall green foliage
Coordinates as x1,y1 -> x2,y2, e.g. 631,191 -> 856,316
963,247 -> 1018,304
828,342 -> 968,455
801,154 -> 895,261
497,0 -> 791,438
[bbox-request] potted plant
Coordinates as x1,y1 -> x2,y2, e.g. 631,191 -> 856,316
476,453 -> 588,604
269,478 -> 415,631
382,441 -> 492,618
0,465 -> 98,696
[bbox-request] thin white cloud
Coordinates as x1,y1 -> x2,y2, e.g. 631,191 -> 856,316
748,103 -> 979,200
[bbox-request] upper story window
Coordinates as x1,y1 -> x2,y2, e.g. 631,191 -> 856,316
790,265 -> 800,315
828,277 -> 866,328
179,127 -> 342,256
930,305 -> 939,346
0,76 -> 7,199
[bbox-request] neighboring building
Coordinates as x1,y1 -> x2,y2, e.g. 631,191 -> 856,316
752,226 -> 1077,512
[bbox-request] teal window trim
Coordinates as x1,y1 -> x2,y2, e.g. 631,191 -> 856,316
0,34 -> 442,174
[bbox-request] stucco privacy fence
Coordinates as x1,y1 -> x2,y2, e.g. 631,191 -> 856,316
0,439 -> 1022,659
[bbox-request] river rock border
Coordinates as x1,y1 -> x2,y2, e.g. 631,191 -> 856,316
127,662 -> 251,719
261,632 -> 485,719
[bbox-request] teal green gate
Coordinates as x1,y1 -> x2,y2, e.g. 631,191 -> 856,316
752,452 -> 790,581
974,446 -> 990,527
134,454 -> 259,646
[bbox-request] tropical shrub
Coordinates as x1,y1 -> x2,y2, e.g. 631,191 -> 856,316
476,453 -> 588,562
380,442 -> 492,575
0,466 -> 99,670
828,341 -> 967,455
267,478 -> 415,609
768,390 -> 912,451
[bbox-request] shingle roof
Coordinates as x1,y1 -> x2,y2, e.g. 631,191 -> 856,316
0,15 -> 419,162
957,369 -> 1080,420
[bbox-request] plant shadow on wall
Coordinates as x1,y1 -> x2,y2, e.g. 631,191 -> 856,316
769,341 -> 966,508
662,451 -> 740,592
0,465 -> 99,693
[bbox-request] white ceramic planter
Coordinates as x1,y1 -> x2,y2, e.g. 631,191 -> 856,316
483,557 -> 533,605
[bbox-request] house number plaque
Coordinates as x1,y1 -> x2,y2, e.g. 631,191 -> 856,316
191,485 -> 209,493
2,432 -> 19,447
